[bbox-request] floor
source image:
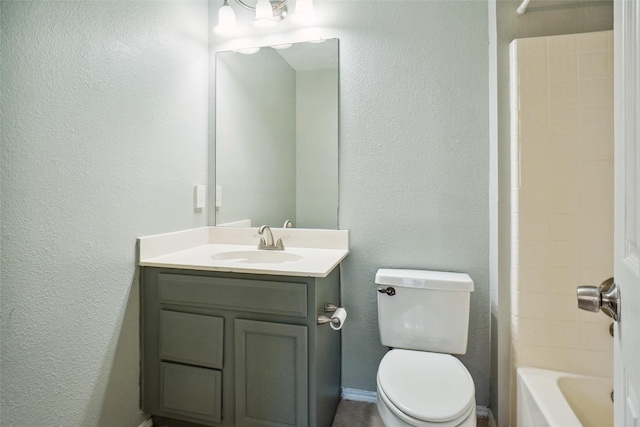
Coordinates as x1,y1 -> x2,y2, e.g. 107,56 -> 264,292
331,400 -> 384,427
156,400 -> 490,427
331,400 -> 490,427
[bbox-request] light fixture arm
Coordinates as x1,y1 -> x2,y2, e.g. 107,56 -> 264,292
234,0 -> 288,13
214,0 -> 314,36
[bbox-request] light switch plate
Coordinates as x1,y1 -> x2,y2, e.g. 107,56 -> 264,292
195,185 -> 205,209
215,185 -> 222,208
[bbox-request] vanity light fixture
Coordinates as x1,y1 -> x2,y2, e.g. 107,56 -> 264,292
292,0 -> 314,24
271,43 -> 293,50
254,0 -> 278,28
213,0 -> 239,36
234,47 -> 261,54
213,0 -> 315,36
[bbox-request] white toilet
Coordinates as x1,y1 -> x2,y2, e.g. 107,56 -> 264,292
375,269 -> 476,427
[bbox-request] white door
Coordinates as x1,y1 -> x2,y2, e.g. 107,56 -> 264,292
614,0 -> 640,425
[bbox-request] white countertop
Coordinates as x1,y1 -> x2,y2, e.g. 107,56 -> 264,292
138,227 -> 349,278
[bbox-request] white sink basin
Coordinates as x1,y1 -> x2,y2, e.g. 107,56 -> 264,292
138,227 -> 349,277
211,250 -> 303,264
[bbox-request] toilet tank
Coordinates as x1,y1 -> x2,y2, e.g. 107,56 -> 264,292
376,269 -> 474,355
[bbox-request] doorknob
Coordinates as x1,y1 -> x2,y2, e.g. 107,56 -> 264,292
576,278 -> 620,321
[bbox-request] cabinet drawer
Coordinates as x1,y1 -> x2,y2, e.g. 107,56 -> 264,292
160,311 -> 224,368
161,362 -> 222,424
158,273 -> 307,317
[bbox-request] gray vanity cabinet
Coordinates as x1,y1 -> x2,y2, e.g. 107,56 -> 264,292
140,267 -> 341,427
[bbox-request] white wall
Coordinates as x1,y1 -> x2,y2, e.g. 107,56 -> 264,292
0,1 -> 209,425
210,0 -> 491,405
510,30 -> 613,421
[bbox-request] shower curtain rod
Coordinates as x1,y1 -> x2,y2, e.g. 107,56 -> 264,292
517,0 -> 532,14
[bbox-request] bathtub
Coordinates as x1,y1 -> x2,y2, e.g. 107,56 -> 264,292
517,367 -> 613,427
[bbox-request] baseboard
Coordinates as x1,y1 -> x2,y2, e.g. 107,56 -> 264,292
138,418 -> 153,427
341,387 -> 377,403
341,388 -> 494,421
476,405 -> 489,418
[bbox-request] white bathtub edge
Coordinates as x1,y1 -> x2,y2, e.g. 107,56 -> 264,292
517,367 -> 582,427
517,367 -> 614,427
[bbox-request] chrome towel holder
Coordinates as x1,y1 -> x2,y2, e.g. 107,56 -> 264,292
317,303 -> 341,325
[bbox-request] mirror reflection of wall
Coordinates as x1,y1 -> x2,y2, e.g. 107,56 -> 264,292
215,39 -> 338,229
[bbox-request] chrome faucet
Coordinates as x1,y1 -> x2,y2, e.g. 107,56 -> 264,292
258,225 -> 285,250
283,220 -> 293,228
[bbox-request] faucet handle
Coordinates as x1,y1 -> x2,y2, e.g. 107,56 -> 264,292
283,220 -> 293,228
258,237 -> 267,250
257,225 -> 284,250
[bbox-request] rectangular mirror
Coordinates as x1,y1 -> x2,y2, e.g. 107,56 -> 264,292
215,39 -> 338,229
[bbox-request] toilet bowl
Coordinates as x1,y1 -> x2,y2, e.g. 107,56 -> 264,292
375,269 -> 477,427
376,350 -> 476,427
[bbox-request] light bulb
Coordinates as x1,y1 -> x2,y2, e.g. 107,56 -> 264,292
271,43 -> 293,50
293,0 -> 315,24
235,47 -> 261,55
213,1 -> 238,36
254,0 -> 277,28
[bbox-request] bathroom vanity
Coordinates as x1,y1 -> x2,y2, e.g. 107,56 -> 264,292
139,36 -> 344,426
138,227 -> 348,427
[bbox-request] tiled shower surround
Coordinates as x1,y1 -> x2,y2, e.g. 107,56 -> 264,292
510,31 -> 614,383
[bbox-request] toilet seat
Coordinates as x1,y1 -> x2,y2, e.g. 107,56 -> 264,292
377,349 -> 475,426
377,380 -> 476,427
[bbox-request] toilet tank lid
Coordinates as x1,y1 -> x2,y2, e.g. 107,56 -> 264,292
375,269 -> 473,292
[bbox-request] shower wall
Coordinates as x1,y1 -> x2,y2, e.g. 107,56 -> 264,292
510,31 -> 614,383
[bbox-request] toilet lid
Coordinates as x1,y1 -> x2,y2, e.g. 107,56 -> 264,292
377,349 -> 475,423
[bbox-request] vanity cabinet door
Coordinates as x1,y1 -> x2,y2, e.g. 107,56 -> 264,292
234,319 -> 308,427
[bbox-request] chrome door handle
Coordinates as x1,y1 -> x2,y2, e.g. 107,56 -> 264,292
576,278 -> 620,321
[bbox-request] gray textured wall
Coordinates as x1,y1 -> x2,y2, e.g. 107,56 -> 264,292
491,1 -> 613,425
210,0 -> 491,405
335,1 -> 490,402
0,1 -> 520,424
0,1 -> 209,425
